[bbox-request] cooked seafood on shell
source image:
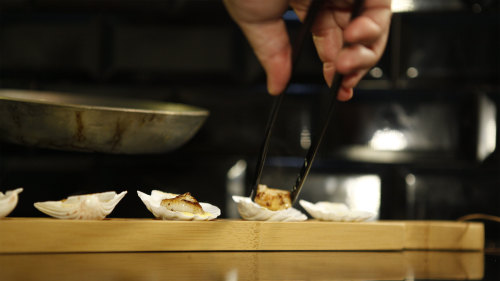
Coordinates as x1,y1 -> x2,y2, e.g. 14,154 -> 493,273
254,184 -> 292,211
232,195 -> 307,222
299,200 -> 375,222
160,192 -> 205,215
232,184 -> 306,221
137,190 -> 220,221
34,191 -> 127,220
0,188 -> 23,218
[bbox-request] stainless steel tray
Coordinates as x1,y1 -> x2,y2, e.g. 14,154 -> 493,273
0,89 -> 209,154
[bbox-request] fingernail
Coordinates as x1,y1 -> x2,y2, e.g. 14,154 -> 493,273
337,87 -> 354,101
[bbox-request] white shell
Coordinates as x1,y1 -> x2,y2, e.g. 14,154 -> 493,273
299,200 -> 375,222
137,190 -> 220,221
0,188 -> 23,218
34,191 -> 127,220
232,196 -> 307,222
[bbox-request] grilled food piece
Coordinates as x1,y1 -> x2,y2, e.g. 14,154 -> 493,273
254,184 -> 292,211
138,190 -> 221,220
160,192 -> 204,215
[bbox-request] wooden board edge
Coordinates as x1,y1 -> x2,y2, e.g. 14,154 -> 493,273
384,220 -> 485,250
0,218 -> 405,253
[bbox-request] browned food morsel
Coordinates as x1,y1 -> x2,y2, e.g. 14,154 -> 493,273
254,184 -> 292,211
160,192 -> 204,214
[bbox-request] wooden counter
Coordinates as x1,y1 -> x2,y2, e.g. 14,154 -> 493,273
0,251 -> 485,281
0,218 -> 484,253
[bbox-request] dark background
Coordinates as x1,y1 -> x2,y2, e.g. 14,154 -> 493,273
1,0 -> 499,252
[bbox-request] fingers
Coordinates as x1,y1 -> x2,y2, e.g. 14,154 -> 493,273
337,1 -> 391,97
344,1 -> 392,45
239,21 -> 292,95
310,10 -> 345,87
224,0 -> 391,99
335,3 -> 391,100
336,43 -> 380,74
344,16 -> 383,45
337,86 -> 354,101
343,5 -> 392,53
293,0 -> 391,101
291,1 -> 347,88
223,0 -> 292,95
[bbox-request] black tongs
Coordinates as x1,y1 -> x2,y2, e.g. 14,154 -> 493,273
250,0 -> 365,204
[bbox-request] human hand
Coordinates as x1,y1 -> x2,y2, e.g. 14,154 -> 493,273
223,0 -> 392,101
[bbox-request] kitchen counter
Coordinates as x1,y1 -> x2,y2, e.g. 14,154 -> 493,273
0,218 -> 484,252
1,218 -> 495,280
1,251 -> 497,281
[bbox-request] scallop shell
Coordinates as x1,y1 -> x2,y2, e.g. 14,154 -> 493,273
137,190 -> 220,221
232,196 -> 307,222
299,200 -> 375,222
34,191 -> 127,220
0,188 -> 23,218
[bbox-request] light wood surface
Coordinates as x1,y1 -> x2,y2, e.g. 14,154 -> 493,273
0,218 -> 483,253
0,251 -> 484,281
404,251 -> 484,280
401,220 -> 485,250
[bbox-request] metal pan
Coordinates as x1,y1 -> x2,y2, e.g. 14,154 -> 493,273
0,89 -> 209,154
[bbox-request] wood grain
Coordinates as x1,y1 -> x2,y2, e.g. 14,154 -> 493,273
0,218 -> 404,253
0,218 -> 484,253
401,221 -> 484,250
404,251 -> 484,280
0,251 -> 484,281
